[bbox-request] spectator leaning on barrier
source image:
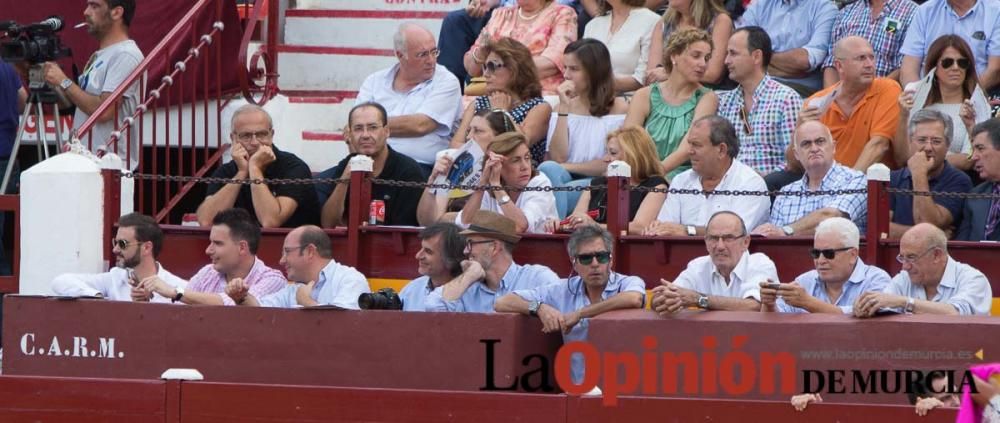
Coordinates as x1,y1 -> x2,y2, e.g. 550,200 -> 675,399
318,102 -> 424,228
855,223 -> 992,317
753,120 -> 867,237
644,115 -> 770,237
821,0 -> 917,88
143,208 -> 286,306
355,23 -> 463,177
889,109 -> 972,239
400,223 -> 467,311
957,119 -> 1000,241
52,213 -> 186,303
495,224 -> 646,384
760,217 -> 890,314
425,211 -> 559,312
197,104 -> 318,228
228,225 -> 370,309
651,211 -> 777,314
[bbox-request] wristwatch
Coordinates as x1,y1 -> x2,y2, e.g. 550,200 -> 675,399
59,78 -> 73,91
172,287 -> 185,303
528,300 -> 541,317
697,295 -> 710,309
781,225 -> 795,236
686,225 -> 697,236
497,194 -> 512,206
904,297 -> 915,313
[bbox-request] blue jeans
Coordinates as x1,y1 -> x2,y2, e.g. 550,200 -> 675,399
538,161 -> 592,219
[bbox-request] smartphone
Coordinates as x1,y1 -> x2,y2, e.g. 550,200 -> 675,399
127,269 -> 138,287
762,282 -> 781,290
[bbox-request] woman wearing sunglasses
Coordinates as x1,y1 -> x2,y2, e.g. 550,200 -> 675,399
418,109 -> 517,225
453,37 -> 553,166
544,126 -> 668,235
895,35 -> 991,171
457,132 -> 558,234
539,39 -> 629,218
462,0 -> 577,95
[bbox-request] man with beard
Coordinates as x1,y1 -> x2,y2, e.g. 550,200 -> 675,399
399,222 -> 466,311
143,208 -> 286,305
424,210 -> 558,312
228,225 -> 370,309
52,213 -> 186,302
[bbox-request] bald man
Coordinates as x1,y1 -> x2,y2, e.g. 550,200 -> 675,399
854,223 -> 991,317
227,225 -> 371,309
796,36 -> 901,173
354,22 -> 463,176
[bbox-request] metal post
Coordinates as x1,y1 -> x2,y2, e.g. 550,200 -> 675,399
864,164 -> 890,266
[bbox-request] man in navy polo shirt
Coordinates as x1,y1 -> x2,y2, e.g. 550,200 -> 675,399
889,109 -> 972,238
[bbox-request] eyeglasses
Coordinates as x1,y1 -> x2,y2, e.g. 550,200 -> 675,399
234,130 -> 272,142
576,251 -> 611,265
705,234 -> 745,244
809,247 -> 854,259
896,247 -> 938,264
482,61 -> 506,74
282,245 -> 308,256
350,124 -> 383,134
465,239 -> 494,249
112,239 -> 141,250
912,136 -> 947,148
412,48 -> 440,60
939,58 -> 970,70
739,105 -> 752,135
798,137 -> 829,149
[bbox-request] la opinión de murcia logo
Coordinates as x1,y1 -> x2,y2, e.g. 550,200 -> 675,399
19,333 -> 124,359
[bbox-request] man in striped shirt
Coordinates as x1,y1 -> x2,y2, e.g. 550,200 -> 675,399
821,0 -> 918,87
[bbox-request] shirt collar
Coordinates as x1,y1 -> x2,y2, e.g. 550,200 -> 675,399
495,262 -> 522,293
899,161 -> 952,184
387,63 -> 434,94
711,251 -> 750,286
568,272 -> 624,298
845,258 -> 870,285
943,0 -> 980,18
938,256 -> 958,289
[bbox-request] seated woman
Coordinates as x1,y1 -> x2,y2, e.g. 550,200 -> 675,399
625,28 -> 718,180
453,37 -> 552,166
895,35 -> 993,172
418,109 -> 517,226
457,132 -> 558,234
539,38 -> 629,218
462,0 -> 577,94
582,0 -> 660,93
645,0 -> 732,87
546,126 -> 668,235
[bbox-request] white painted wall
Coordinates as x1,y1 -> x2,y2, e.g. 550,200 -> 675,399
278,52 -> 396,92
297,0 -> 462,12
285,17 -> 443,49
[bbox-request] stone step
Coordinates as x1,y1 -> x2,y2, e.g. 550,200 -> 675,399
277,46 -> 396,92
285,9 -> 444,49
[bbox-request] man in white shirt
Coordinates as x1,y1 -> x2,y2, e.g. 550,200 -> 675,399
228,225 -> 370,309
645,115 -> 770,236
51,213 -> 186,302
651,211 -> 777,313
854,223 -> 992,316
356,22 -> 463,175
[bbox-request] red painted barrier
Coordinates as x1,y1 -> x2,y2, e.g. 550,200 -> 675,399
0,375 -> 167,423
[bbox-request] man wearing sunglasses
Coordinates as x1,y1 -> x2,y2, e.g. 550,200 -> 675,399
52,213 -> 186,302
356,23 -> 463,177
855,223 -> 991,317
760,217 -> 890,314
425,210 -> 558,312
495,225 -> 645,384
197,105 -> 319,228
652,211 -> 777,314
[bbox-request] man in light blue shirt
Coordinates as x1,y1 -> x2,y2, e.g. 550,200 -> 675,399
736,0 -> 838,95
399,223 -> 466,311
899,0 -> 1000,93
761,217 -> 890,314
230,225 -> 371,309
496,225 -> 646,384
425,211 -> 559,312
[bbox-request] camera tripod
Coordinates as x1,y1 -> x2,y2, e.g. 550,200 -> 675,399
1,64 -> 66,193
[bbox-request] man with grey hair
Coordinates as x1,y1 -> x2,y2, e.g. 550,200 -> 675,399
754,120 -> 867,237
197,104 -> 318,228
856,223 -> 991,316
496,224 -> 645,384
957,119 -> 1000,241
890,109 -> 972,238
652,211 -> 777,314
645,115 -> 770,236
761,217 -> 890,314
356,22 -> 463,176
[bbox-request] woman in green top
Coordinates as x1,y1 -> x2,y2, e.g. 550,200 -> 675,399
625,28 -> 718,181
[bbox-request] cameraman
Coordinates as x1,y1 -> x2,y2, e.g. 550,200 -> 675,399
43,0 -> 143,166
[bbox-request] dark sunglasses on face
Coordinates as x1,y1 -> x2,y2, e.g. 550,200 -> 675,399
809,247 -> 853,259
940,58 -> 970,70
112,239 -> 140,250
576,251 -> 611,265
482,61 -> 506,74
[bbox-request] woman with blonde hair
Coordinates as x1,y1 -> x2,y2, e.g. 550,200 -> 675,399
645,0 -> 732,86
458,132 -> 558,234
546,126 -> 668,235
625,28 -> 718,180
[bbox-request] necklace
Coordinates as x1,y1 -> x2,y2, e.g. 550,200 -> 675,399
518,3 -> 547,20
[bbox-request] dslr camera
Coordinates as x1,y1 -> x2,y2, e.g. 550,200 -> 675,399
1,17 -> 71,64
358,288 -> 403,310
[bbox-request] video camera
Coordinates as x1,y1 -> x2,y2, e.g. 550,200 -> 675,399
0,16 -> 71,64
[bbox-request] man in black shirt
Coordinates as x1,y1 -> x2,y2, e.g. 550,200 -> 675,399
318,102 -> 423,227
196,105 -> 319,228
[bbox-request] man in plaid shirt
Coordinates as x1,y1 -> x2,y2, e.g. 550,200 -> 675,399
753,121 -> 867,237
821,0 -> 918,87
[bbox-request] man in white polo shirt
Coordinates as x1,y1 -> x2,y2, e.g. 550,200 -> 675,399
356,22 -> 463,176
